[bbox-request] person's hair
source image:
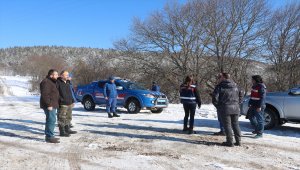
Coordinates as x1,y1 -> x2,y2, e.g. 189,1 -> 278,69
218,72 -> 230,79
252,75 -> 263,83
47,69 -> 58,76
184,75 -> 194,86
60,70 -> 68,76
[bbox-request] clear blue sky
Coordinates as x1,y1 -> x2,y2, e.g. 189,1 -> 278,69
0,0 -> 295,49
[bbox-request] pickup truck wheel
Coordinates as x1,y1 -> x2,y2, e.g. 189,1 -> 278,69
83,97 -> 95,111
264,108 -> 278,130
151,108 -> 163,114
126,99 -> 141,114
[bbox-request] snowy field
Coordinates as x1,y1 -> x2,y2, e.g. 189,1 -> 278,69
0,76 -> 300,170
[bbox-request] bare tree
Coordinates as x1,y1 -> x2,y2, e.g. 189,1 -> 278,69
114,0 -> 269,102
264,2 -> 300,91
22,55 -> 68,92
197,0 -> 269,91
72,52 -> 130,86
114,1 -> 213,102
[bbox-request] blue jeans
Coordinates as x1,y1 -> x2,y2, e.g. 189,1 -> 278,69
217,110 -> 225,132
249,107 -> 265,135
106,98 -> 117,113
43,108 -> 57,138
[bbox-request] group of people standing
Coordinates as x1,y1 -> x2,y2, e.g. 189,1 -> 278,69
40,70 -> 129,143
40,69 -> 77,143
179,73 -> 266,147
40,69 -> 266,146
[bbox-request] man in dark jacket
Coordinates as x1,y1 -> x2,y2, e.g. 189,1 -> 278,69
212,73 -> 242,147
40,69 -> 60,143
104,76 -> 120,118
180,75 -> 201,134
248,75 -> 266,138
57,71 -> 77,137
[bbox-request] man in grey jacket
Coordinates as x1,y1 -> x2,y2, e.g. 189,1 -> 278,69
212,73 -> 243,147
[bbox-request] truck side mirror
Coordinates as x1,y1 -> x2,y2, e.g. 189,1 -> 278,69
116,86 -> 123,91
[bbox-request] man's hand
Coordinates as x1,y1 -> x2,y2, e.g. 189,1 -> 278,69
105,97 -> 108,100
71,103 -> 75,108
47,107 -> 53,111
256,107 -> 261,112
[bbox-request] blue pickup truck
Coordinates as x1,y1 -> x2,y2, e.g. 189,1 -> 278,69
75,79 -> 168,113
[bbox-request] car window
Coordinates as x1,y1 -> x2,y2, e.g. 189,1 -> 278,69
120,81 -> 146,90
115,82 -> 122,87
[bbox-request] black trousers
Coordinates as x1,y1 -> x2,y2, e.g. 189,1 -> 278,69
183,103 -> 196,130
221,114 -> 241,143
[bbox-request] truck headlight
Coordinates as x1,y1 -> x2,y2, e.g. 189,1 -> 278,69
143,94 -> 155,98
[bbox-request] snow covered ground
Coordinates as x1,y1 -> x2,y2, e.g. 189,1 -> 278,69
0,76 -> 300,170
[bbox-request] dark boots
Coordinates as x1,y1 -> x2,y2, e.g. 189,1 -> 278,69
59,125 -> 70,137
59,124 -> 76,138
188,128 -> 196,134
113,112 -> 120,117
222,136 -> 234,147
108,113 -> 113,118
65,125 -> 77,134
234,136 -> 241,146
222,142 -> 234,147
234,141 -> 241,146
108,112 -> 119,118
213,131 -> 225,136
183,124 -> 195,134
45,137 -> 60,143
222,137 -> 241,147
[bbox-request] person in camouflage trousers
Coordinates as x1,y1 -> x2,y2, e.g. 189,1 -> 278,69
57,70 -> 77,137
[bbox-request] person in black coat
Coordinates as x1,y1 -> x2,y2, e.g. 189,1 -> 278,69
179,75 -> 201,134
40,69 -> 60,143
212,73 -> 243,147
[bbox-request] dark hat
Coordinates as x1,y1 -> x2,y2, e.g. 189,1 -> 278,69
252,75 -> 263,83
152,81 -> 157,84
108,76 -> 115,81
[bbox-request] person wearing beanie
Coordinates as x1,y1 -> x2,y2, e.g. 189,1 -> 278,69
151,81 -> 160,92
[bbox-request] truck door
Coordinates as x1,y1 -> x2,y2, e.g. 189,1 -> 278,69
115,81 -> 125,106
94,81 -> 106,105
284,88 -> 300,119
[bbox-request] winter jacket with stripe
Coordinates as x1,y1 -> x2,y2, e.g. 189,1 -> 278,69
179,83 -> 201,107
249,83 -> 266,108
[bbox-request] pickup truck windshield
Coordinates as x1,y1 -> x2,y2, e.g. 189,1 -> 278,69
120,82 -> 146,90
